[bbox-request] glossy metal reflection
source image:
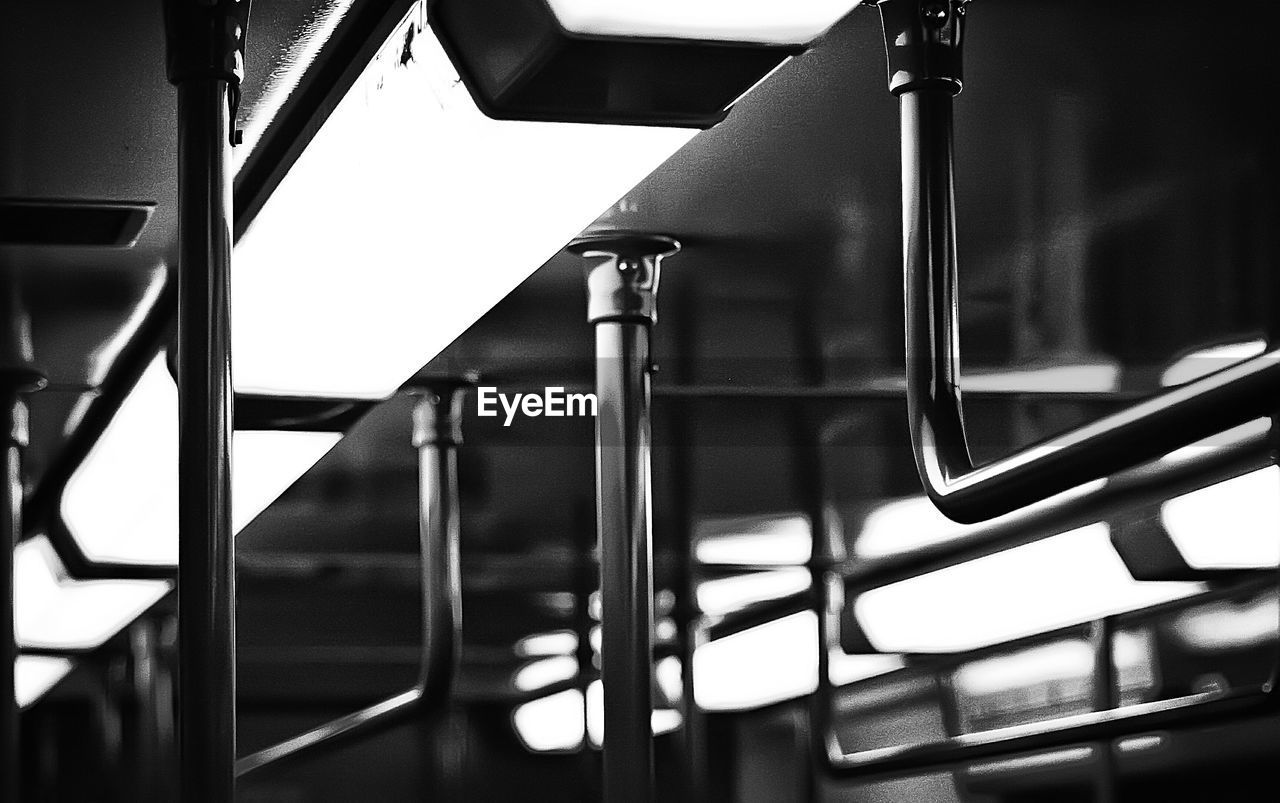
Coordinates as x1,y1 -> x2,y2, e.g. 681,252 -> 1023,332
174,76 -> 237,803
575,232 -> 678,803
880,0 -> 1280,523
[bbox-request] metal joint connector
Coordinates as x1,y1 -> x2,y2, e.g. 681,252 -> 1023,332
163,0 -> 252,87
409,381 -> 471,448
572,233 -> 680,326
876,0 -> 966,96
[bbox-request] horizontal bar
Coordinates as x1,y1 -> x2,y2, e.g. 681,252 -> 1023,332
706,590 -> 815,641
822,686 -> 1279,782
235,688 -> 422,777
233,393 -> 379,432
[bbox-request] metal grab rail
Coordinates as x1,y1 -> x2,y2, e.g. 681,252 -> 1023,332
813,570 -> 1280,783
235,383 -> 467,777
877,0 -> 1280,524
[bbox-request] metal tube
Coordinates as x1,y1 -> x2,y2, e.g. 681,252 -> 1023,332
176,77 -> 236,803
237,383 -> 467,778
411,384 -> 466,707
235,689 -> 423,776
881,0 -> 1280,524
2,392 -> 27,801
597,320 -> 656,802
576,232 -> 678,803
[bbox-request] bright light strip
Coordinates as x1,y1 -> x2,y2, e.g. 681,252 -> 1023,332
62,357 -> 343,564
513,656 -> 579,692
694,513 -> 812,566
693,612 -> 817,711
1170,593 -> 1279,651
1160,467 -> 1280,569
952,640 -> 1093,698
512,689 -> 584,752
828,652 -> 905,686
961,361 -> 1121,394
855,480 -> 1106,559
545,0 -> 863,45
696,568 -> 810,617
1160,339 -> 1267,387
232,11 -> 694,397
515,630 -> 579,658
855,525 -> 1204,653
15,537 -> 170,651
16,656 -> 74,708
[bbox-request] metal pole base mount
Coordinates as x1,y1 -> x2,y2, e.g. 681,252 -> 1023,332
405,376 -> 477,448
875,0 -> 966,96
570,233 -> 681,326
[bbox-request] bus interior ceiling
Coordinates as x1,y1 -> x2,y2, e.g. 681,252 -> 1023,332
4,0 -> 1280,801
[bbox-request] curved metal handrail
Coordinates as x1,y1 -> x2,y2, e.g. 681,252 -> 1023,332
880,0 -> 1280,523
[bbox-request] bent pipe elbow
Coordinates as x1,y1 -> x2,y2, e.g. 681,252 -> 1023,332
897,86 -> 1280,524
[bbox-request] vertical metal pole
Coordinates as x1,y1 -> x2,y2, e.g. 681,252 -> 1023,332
1090,617 -> 1118,803
574,233 -> 679,803
2,273 -> 46,802
164,5 -> 249,798
175,76 -> 236,803
410,383 -> 466,707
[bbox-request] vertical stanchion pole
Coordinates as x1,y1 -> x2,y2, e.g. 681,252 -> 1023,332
2,275 -> 47,802
410,382 -> 467,707
163,3 -> 250,800
574,233 -> 679,803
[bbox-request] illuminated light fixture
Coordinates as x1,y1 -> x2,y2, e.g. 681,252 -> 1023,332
693,612 -> 817,711
233,8 -> 695,397
855,525 -> 1203,653
960,360 -> 1121,394
16,656 -> 74,709
512,688 -> 585,752
952,640 -> 1093,698
656,655 -> 682,704
1160,467 -> 1280,569
515,630 -> 579,658
1169,592 -> 1279,651
827,652 -> 904,686
427,0 -> 862,126
855,480 -> 1106,559
695,568 -> 810,617
585,680 -> 683,747
15,537 -> 170,651
693,513 -> 812,566
62,356 -> 342,564
1161,339 -> 1267,387
513,656 -> 579,692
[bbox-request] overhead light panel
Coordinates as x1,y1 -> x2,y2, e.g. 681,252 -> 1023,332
62,356 -> 341,565
1160,467 -> 1280,569
15,537 -> 170,651
694,513 -> 812,566
16,656 -> 75,709
428,0 -> 862,126
234,7 -> 694,397
855,525 -> 1203,653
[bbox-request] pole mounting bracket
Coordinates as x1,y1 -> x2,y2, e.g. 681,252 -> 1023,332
875,0 -> 966,96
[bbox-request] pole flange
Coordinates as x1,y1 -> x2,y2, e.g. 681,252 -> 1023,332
406,377 -> 476,448
571,233 -> 680,326
876,0 -> 966,96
